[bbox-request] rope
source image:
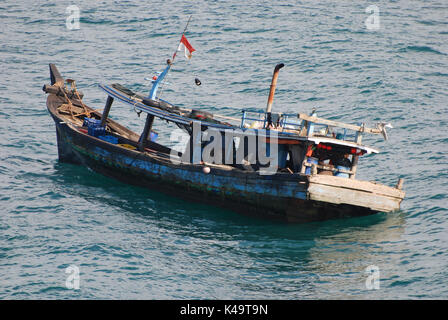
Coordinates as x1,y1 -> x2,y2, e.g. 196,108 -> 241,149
58,85 -> 75,120
69,80 -> 91,118
158,15 -> 192,101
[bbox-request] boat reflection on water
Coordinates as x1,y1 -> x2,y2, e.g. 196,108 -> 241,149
50,162 -> 407,298
303,212 -> 407,298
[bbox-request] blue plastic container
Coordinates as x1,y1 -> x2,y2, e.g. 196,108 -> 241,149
84,117 -> 105,137
150,131 -> 158,142
335,165 -> 350,178
98,135 -> 118,144
88,126 -> 105,137
305,157 -> 318,175
84,118 -> 102,127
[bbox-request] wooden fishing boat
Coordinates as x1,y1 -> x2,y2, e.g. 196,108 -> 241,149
43,59 -> 405,223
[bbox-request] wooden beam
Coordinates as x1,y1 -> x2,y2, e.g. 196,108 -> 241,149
139,114 -> 155,151
350,131 -> 363,179
100,96 -> 114,127
42,84 -> 84,99
298,113 -> 382,135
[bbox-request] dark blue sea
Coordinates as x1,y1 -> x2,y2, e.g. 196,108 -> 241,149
1,0 -> 447,299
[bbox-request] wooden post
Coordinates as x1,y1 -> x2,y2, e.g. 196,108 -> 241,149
139,114 -> 155,151
350,156 -> 359,179
306,121 -> 315,136
350,128 -> 363,179
396,178 -> 404,190
306,109 -> 317,137
300,159 -> 307,174
100,96 -> 114,127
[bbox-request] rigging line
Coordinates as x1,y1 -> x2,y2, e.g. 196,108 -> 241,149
157,15 -> 192,101
71,80 -> 91,117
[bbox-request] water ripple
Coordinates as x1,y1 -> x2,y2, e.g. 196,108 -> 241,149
0,0 -> 447,300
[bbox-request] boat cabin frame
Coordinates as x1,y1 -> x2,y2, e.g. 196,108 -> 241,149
92,60 -> 391,180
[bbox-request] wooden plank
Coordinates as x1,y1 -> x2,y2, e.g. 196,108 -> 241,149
43,84 -> 84,99
298,113 -> 382,135
58,103 -> 84,115
308,183 -> 401,212
59,113 -> 84,127
308,175 -> 405,199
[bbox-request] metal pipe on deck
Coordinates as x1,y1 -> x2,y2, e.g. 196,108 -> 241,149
265,63 -> 284,127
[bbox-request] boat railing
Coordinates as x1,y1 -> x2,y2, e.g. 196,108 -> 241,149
240,110 -> 360,144
240,110 -> 303,132
240,110 -> 360,145
297,113 -> 389,140
240,110 -> 389,143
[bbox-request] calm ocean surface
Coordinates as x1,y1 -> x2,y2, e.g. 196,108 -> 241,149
1,0 -> 447,299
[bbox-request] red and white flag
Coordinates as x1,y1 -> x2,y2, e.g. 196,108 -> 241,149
175,34 -> 195,59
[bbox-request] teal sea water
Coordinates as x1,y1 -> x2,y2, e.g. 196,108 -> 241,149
1,0 -> 447,299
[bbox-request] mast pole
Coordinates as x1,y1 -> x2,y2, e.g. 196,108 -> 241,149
171,15 -> 192,65
157,15 -> 192,100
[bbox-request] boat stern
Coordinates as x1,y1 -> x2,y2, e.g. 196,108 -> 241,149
306,175 -> 405,213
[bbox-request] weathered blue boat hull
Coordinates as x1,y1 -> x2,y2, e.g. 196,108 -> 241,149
49,108 -> 374,223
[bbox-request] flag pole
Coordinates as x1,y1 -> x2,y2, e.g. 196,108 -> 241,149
171,15 -> 192,64
157,15 -> 192,100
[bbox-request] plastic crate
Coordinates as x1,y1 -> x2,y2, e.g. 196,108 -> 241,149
88,126 -> 106,137
84,117 -> 105,137
83,117 -> 102,128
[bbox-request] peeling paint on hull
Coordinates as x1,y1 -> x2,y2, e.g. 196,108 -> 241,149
50,114 -> 380,223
